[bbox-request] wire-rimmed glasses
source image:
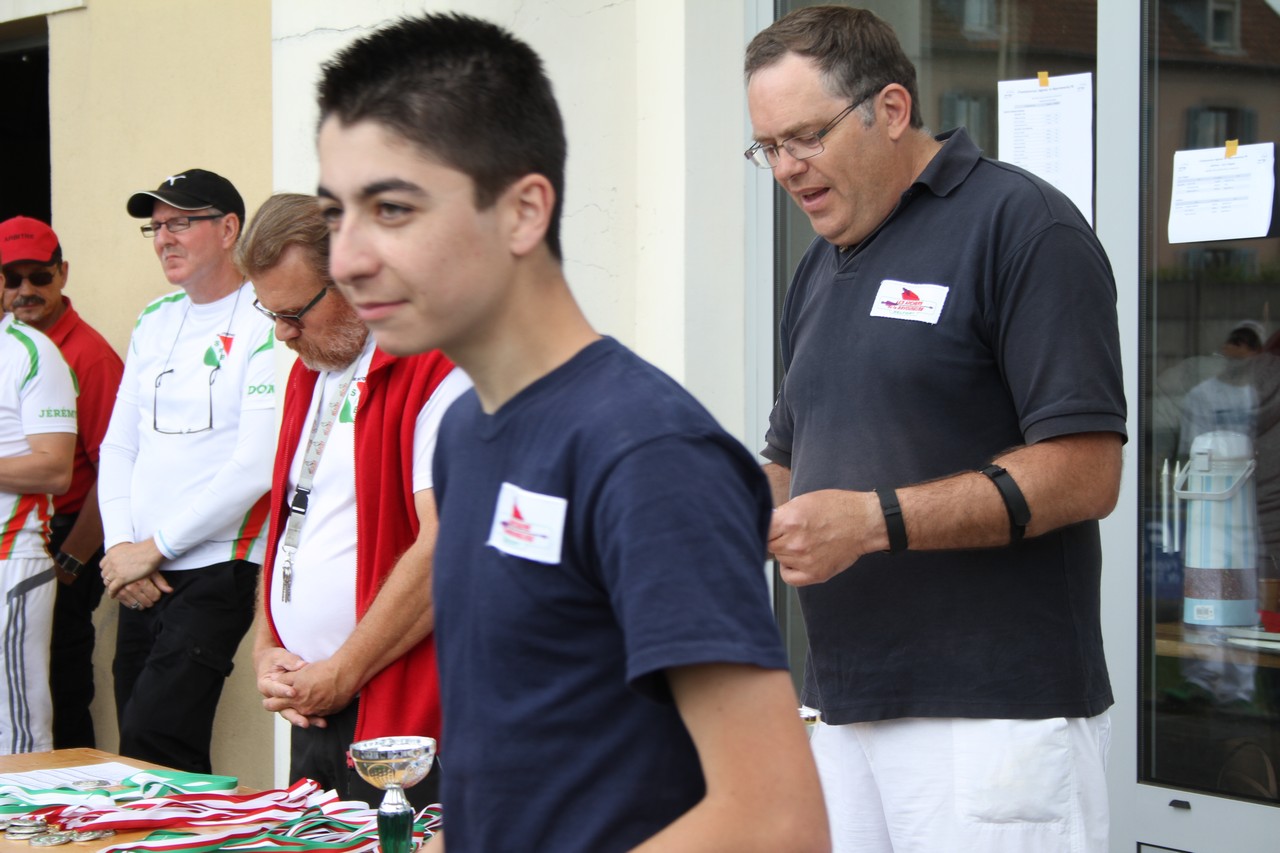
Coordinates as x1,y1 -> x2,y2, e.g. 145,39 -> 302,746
253,286 -> 328,331
153,365 -> 219,435
141,214 -> 226,238
744,86 -> 881,170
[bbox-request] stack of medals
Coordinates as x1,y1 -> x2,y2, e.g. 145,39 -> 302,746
0,815 -> 116,846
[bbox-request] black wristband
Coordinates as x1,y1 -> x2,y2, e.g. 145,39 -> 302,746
980,464 -> 1031,543
875,488 -> 908,554
53,551 -> 84,577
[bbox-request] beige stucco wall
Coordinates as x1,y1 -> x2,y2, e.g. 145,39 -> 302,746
44,0 -> 275,789
262,0 -> 766,786
268,0 -> 766,445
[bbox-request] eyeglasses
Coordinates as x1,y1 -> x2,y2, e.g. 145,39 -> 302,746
2,269 -> 56,289
253,286 -> 328,331
140,213 -> 226,238
744,88 -> 880,170
154,365 -> 219,435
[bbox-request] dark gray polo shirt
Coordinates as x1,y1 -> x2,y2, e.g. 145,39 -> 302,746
764,128 -> 1127,723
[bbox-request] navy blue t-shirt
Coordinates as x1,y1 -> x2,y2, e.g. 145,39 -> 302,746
432,337 -> 787,852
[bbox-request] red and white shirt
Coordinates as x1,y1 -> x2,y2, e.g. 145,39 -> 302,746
0,314 -> 77,559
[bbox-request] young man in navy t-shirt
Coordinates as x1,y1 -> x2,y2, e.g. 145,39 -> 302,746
314,12 -> 829,853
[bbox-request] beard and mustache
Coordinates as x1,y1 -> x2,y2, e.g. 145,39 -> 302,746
290,309 -> 370,372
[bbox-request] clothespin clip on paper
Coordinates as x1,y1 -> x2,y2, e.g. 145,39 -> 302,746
1225,139 -> 1239,158
1037,70 -> 1049,87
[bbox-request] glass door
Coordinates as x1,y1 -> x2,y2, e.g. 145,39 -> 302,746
1139,0 -> 1280,811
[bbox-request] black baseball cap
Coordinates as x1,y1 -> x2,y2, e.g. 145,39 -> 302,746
126,169 -> 246,225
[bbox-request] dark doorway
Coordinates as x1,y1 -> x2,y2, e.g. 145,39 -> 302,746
0,17 -> 50,224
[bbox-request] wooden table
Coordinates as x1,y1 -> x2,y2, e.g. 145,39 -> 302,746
1153,622 -> 1280,670
0,748 -> 249,853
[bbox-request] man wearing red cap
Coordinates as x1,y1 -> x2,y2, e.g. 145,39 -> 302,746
0,216 -> 123,750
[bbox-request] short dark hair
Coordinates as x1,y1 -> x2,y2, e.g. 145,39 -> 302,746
1227,325 -> 1263,351
317,13 -> 568,259
236,193 -> 331,285
745,5 -> 923,130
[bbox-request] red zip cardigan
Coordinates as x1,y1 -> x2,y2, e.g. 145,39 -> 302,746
262,346 -> 456,745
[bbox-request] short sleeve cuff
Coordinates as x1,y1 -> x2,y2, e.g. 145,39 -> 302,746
1023,413 -> 1128,446
760,440 -> 792,469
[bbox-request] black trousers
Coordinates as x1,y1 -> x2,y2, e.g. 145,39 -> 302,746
113,560 -> 257,774
48,513 -> 105,749
290,699 -> 441,809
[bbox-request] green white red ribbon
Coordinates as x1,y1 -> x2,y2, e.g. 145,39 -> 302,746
39,779 -> 329,832
0,772 -> 442,852
0,770 -> 237,814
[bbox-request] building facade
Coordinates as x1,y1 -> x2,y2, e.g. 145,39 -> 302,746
2,1 -> 1277,849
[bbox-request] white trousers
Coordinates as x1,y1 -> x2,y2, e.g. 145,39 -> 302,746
0,557 -> 56,755
812,714 -> 1111,853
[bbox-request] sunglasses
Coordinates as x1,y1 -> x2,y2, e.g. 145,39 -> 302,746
3,270 -> 57,289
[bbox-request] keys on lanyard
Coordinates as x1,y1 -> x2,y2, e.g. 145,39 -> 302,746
278,360 -> 358,604
280,485 -> 310,603
281,548 -> 295,603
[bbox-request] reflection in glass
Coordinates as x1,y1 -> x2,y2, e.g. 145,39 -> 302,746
1142,0 -> 1280,807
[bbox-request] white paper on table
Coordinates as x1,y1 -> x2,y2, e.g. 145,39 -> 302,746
0,761 -> 136,790
1168,142 -> 1275,244
997,72 -> 1094,225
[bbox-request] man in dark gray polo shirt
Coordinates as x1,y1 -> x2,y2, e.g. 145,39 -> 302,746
745,7 -> 1126,852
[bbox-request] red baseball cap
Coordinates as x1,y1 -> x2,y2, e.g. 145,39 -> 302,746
0,216 -> 60,266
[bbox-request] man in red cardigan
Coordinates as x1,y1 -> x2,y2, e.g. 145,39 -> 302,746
239,194 -> 470,807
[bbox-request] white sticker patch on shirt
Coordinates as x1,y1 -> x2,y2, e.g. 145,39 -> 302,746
870,280 -> 949,325
486,481 -> 567,565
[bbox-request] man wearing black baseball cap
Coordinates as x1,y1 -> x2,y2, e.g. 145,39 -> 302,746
98,169 -> 276,773
0,216 -> 123,751
124,169 -> 247,226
